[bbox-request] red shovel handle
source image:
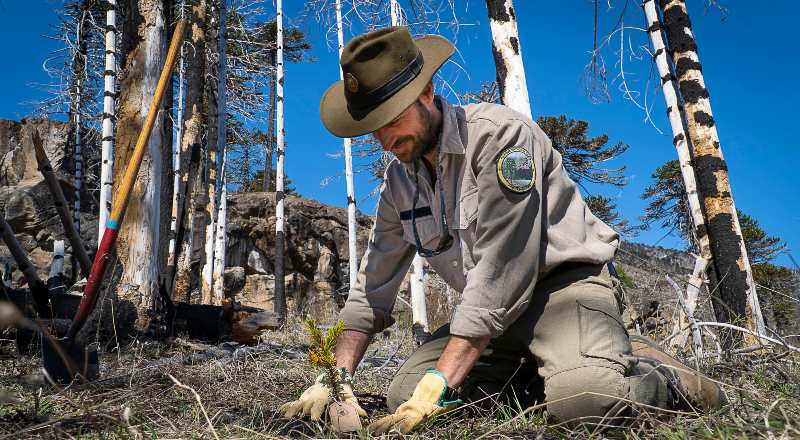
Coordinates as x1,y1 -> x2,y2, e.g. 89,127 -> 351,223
64,223 -> 118,340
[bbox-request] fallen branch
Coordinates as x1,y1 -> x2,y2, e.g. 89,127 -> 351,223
695,322 -> 800,353
665,275 -> 704,357
167,373 -> 221,440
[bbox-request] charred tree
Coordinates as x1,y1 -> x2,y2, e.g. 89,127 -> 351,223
99,0 -> 119,241
659,0 -> 764,341
273,0 -> 287,320
485,0 -> 531,118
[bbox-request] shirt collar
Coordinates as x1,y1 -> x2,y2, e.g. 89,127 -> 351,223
402,96 -> 466,176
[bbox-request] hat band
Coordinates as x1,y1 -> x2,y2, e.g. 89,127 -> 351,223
348,50 -> 425,111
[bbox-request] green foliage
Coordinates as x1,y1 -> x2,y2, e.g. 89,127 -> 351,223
615,265 -> 635,289
738,210 -> 787,265
537,115 -> 629,188
584,195 -> 640,237
640,160 -> 694,248
305,319 -> 345,370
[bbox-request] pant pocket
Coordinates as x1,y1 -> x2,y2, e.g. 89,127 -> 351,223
576,297 -> 631,367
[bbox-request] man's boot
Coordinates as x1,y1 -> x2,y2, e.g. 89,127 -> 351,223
629,335 -> 726,412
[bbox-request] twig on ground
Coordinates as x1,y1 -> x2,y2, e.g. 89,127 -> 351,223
167,373 -> 220,440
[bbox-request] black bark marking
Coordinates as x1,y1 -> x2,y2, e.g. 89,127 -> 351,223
661,3 -> 698,54
661,72 -> 675,85
647,22 -> 662,33
707,213 -> 751,328
693,110 -> 715,127
653,48 -> 664,59
693,155 -> 729,198
675,57 -> 703,77
491,45 -> 508,102
695,223 -> 708,240
678,79 -> 709,103
510,37 -> 520,55
672,133 -> 684,145
486,0 -> 511,22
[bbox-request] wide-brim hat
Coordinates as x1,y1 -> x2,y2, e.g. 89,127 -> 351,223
320,27 -> 455,138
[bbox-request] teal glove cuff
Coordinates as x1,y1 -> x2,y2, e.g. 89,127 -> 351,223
424,368 -> 464,407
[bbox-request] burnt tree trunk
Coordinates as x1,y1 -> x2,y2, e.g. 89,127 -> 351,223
659,0 -> 764,343
485,0 -> 531,118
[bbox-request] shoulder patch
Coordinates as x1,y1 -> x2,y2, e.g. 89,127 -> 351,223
496,147 -> 535,193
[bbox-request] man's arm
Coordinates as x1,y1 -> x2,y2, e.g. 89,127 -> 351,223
335,330 -> 373,374
436,335 -> 492,388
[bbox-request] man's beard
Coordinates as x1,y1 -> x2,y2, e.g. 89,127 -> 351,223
394,102 -> 439,163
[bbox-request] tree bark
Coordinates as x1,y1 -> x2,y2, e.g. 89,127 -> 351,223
485,0 -> 531,118
167,0 -> 185,283
263,50 -> 276,192
336,0 -> 359,291
659,0 -> 764,342
173,0 -> 208,303
643,0 -> 711,351
113,0 -> 170,331
210,0 -> 228,305
99,0 -> 118,243
71,5 -> 89,241
273,0 -> 286,320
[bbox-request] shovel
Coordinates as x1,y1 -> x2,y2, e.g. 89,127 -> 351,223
43,19 -> 186,384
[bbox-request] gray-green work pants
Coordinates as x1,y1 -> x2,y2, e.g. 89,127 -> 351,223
386,264 -> 673,424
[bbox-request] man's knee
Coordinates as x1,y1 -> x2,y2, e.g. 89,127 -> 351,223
386,370 -> 424,412
544,364 -> 628,424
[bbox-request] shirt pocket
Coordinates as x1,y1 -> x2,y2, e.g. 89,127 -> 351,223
400,214 -> 440,247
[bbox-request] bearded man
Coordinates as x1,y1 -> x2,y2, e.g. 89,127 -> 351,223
280,27 -> 724,433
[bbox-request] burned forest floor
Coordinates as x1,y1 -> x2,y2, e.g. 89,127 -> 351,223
1,317 -> 799,440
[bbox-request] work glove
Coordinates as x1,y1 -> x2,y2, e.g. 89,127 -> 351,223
279,368 -> 367,421
369,369 -> 462,434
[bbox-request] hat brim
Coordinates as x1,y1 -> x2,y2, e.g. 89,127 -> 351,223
320,35 -> 455,138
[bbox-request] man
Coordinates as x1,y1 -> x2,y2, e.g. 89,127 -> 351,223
280,27 -> 724,433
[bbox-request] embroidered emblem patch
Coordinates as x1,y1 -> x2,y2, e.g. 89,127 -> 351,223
497,147 -> 535,193
345,73 -> 359,93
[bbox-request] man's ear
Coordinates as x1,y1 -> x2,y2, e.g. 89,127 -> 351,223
419,81 -> 435,106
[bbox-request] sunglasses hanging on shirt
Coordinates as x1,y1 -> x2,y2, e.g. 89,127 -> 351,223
411,160 -> 454,257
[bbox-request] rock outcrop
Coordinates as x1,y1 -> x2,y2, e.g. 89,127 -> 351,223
0,119 -> 98,284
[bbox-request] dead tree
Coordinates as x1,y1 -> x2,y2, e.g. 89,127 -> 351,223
31,131 -> 92,278
0,216 -> 49,315
113,0 -> 171,331
210,0 -> 229,304
273,0 -> 287,320
485,0 -> 531,118
99,0 -> 119,241
659,0 -> 764,341
173,0 -> 209,303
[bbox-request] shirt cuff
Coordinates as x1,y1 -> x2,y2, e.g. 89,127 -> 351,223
449,305 -> 508,338
338,304 -> 395,334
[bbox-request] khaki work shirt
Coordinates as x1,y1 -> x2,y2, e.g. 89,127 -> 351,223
339,97 -> 620,338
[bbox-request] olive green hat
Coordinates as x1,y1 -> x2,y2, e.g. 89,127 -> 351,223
320,27 -> 454,138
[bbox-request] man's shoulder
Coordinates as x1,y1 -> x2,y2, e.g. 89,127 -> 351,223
461,102 -> 536,130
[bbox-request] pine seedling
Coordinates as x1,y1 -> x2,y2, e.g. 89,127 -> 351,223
305,319 -> 346,401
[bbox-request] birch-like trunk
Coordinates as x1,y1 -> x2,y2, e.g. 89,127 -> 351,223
336,0 -> 359,292
167,0 -> 185,284
212,153 -> 227,302
173,0 -> 208,302
390,0 -> 427,335
210,0 -> 228,305
643,0 -> 710,351
485,0 -> 531,118
273,0 -> 287,319
262,51 -> 275,191
71,7 -> 89,243
113,0 -> 168,330
659,0 -> 765,341
99,0 -> 118,241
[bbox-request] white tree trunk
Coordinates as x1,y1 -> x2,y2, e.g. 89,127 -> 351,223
273,0 -> 287,318
99,0 -> 117,241
644,0 -> 711,350
336,0 -> 359,291
49,240 -> 66,280
114,0 -> 167,329
211,0 -> 228,305
390,0 -> 428,336
659,0 -> 764,341
485,0 -> 531,118
212,153 -> 227,303
167,0 -> 186,276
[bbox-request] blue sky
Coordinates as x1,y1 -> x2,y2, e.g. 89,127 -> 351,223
1,0 -> 798,268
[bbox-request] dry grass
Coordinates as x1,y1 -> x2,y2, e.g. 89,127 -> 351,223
1,321 -> 799,439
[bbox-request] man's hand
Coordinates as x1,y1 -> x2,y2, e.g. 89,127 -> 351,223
368,369 -> 460,434
280,369 -> 367,420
